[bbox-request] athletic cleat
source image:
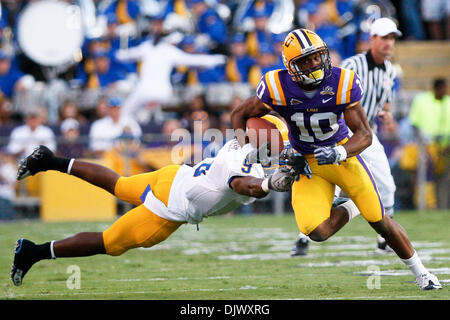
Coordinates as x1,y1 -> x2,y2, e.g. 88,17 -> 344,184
376,235 -> 394,254
17,145 -> 55,180
290,237 -> 309,256
416,273 -> 442,290
11,238 -> 38,286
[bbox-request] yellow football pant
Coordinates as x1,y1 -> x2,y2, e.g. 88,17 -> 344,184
292,154 -> 384,235
103,165 -> 184,256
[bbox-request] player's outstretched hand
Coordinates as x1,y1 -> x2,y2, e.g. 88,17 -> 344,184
268,167 -> 296,192
285,152 -> 312,180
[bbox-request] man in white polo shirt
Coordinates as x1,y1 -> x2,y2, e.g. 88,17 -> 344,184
7,109 -> 56,159
88,97 -> 142,157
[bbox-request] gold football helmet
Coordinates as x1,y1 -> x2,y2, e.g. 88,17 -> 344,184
282,28 -> 332,86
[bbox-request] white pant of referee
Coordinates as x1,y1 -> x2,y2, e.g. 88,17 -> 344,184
336,131 -> 396,217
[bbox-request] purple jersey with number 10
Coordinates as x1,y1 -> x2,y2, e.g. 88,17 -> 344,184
256,66 -> 363,154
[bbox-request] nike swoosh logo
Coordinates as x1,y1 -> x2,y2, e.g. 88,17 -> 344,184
322,98 -> 332,103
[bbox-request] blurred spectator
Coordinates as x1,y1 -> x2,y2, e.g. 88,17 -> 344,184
309,2 -> 343,56
187,0 -> 228,54
6,108 -> 56,159
218,110 -> 232,137
92,95 -> 109,121
225,33 -> 256,83
248,42 -> 278,88
88,97 -> 142,157
331,0 -> 358,58
421,0 -> 450,40
406,78 -> 450,209
58,99 -> 87,125
409,78 -> 450,148
102,0 -> 141,25
399,0 -> 425,40
297,0 -> 358,58
329,48 -> 342,67
184,41 -> 227,86
246,7 -> 276,57
245,0 -> 275,19
271,32 -> 288,70
102,130 -> 150,176
77,36 -> 110,82
138,117 -> 192,169
104,13 -> 139,76
0,148 -> 16,220
56,118 -> 86,159
0,98 -> 13,125
79,49 -> 126,90
115,30 -> 225,122
36,106 -> 49,126
161,118 -> 182,143
0,50 -> 34,100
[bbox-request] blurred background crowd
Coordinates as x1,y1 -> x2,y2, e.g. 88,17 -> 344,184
0,0 -> 448,219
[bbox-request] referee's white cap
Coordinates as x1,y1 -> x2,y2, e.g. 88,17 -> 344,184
370,17 -> 402,37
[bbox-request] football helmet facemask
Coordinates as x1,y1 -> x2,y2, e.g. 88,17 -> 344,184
282,29 -> 332,87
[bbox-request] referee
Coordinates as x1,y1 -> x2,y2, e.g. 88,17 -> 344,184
291,18 -> 402,256
340,18 -> 402,253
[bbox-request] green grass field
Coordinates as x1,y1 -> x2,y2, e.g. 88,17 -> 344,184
0,210 -> 448,300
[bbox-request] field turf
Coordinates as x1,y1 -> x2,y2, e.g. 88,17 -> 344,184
0,210 -> 448,301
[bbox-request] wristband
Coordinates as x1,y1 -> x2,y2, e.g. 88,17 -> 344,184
261,178 -> 270,193
67,158 -> 75,174
334,145 -> 347,161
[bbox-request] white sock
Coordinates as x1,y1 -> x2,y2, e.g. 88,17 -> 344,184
339,200 -> 360,222
401,251 -> 428,277
50,240 -> 57,259
297,232 -> 310,241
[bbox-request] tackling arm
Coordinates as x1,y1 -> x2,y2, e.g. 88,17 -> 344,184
230,167 -> 296,198
230,96 -> 270,146
230,176 -> 268,199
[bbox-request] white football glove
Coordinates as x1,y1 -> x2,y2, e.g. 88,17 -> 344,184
313,145 -> 347,165
262,167 -> 296,192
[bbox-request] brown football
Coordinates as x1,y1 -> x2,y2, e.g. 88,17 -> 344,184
246,117 -> 284,155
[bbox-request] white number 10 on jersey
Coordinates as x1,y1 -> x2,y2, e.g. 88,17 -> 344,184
291,112 -> 339,142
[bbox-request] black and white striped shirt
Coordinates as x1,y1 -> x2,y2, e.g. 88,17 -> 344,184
341,51 -> 396,126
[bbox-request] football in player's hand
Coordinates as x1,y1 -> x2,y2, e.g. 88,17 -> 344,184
246,117 -> 284,156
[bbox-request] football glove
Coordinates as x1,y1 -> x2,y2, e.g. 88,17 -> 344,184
285,151 -> 312,180
266,167 -> 296,192
313,145 -> 347,165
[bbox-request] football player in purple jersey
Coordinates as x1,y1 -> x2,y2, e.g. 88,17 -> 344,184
231,28 -> 441,290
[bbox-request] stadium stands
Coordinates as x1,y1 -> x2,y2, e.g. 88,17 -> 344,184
0,0 -> 448,219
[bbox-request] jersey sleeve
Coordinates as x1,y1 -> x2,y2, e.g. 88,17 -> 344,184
225,143 -> 265,189
255,70 -> 288,111
255,74 -> 276,111
350,72 -> 364,104
337,68 -> 363,108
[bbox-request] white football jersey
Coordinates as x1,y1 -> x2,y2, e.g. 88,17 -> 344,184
142,139 -> 265,224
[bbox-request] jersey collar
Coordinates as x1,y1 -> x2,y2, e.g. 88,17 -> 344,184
366,50 -> 386,71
